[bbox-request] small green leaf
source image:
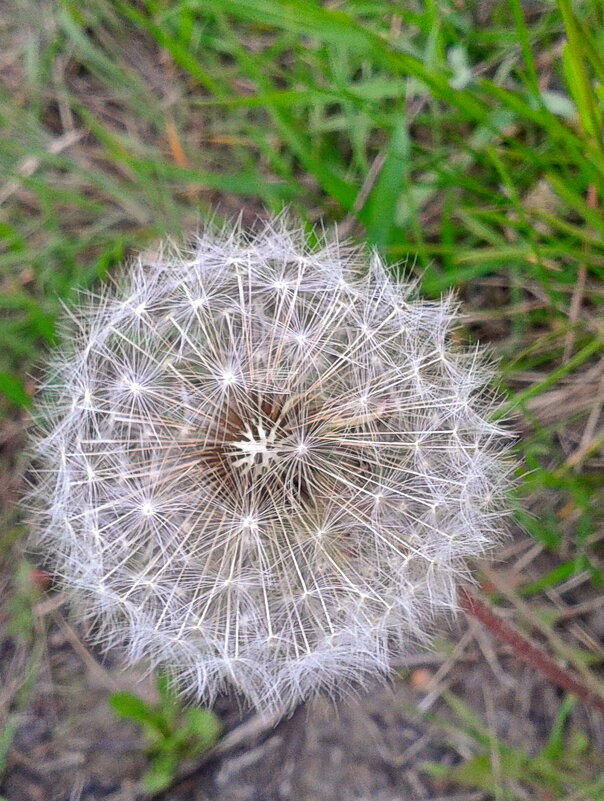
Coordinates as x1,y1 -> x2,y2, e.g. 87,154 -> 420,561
184,708 -> 222,750
542,696 -> 576,762
109,691 -> 154,725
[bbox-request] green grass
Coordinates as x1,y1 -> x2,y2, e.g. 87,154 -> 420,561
420,691 -> 604,800
1,0 -> 603,798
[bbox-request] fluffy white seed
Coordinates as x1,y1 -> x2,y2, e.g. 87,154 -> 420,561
28,215 -> 513,715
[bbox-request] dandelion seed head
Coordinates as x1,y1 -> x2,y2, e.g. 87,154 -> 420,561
28,214 -> 513,715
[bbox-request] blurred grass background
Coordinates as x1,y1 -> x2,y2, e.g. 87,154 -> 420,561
1,1 -> 603,799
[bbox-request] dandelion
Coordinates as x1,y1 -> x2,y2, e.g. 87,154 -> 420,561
28,215 -> 513,715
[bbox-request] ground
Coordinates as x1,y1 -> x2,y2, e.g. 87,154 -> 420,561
2,522 -> 603,800
1,1 -> 604,800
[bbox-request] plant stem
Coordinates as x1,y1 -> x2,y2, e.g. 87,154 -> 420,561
458,586 -> 604,715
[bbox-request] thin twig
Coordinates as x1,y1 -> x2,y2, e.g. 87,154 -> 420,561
459,586 -> 604,715
480,563 -> 604,696
563,184 -> 598,362
51,610 -> 120,692
568,365 -> 604,472
0,129 -> 85,206
337,151 -> 387,239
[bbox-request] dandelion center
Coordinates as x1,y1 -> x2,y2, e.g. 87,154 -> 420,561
230,420 -> 280,474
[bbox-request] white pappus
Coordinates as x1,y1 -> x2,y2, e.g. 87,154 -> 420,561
28,215 -> 514,715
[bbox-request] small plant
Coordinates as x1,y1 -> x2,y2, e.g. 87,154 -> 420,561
110,674 -> 222,793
